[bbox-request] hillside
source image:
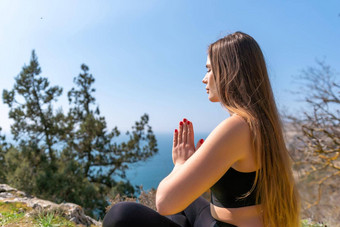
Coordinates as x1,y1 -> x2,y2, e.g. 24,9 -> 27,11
0,184 -> 101,227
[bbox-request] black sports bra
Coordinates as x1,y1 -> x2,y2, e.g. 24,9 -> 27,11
210,167 -> 260,208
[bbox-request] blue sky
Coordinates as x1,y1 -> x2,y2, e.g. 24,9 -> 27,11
0,0 -> 339,135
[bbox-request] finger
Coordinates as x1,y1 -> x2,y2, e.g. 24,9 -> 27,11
182,119 -> 187,144
173,129 -> 178,147
195,139 -> 204,150
178,121 -> 183,144
187,120 -> 194,147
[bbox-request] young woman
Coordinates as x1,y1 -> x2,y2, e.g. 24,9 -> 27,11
103,31 -> 300,227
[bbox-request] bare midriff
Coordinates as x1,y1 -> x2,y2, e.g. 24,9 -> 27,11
210,203 -> 263,227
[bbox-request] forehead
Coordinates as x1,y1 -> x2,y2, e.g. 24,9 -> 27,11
206,55 -> 211,65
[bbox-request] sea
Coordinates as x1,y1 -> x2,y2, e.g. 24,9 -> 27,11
123,132 -> 209,191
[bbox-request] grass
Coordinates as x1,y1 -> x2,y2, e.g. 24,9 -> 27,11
0,211 -> 25,225
301,219 -> 328,227
33,210 -> 74,227
0,201 -> 100,227
0,201 -> 30,225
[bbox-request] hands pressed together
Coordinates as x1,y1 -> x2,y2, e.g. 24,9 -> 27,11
172,118 -> 204,165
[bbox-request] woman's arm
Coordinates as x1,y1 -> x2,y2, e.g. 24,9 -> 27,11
156,115 -> 251,215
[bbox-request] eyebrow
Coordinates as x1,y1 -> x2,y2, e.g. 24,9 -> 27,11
206,64 -> 211,68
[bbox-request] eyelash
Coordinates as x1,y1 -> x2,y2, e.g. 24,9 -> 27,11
206,69 -> 211,73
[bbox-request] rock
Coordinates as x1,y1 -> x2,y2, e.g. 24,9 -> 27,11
0,184 -> 30,198
0,184 -> 101,226
59,203 -> 97,226
0,184 -> 16,192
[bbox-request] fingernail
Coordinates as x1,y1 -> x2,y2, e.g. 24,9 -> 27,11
175,129 -> 178,133
183,118 -> 187,123
187,121 -> 190,125
180,121 -> 183,126
200,139 -> 204,144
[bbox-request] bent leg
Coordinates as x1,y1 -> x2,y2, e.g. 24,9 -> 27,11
103,202 -> 182,227
182,196 -> 216,227
182,196 -> 237,227
166,211 -> 191,227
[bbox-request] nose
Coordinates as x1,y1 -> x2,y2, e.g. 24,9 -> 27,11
202,75 -> 207,84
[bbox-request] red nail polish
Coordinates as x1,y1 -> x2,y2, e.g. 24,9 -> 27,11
200,139 -> 204,144
187,121 -> 190,125
175,129 -> 178,133
183,118 -> 187,123
180,121 -> 183,126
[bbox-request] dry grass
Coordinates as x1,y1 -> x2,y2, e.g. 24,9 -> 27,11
106,186 -> 156,212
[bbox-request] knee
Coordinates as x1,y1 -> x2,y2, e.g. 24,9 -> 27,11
102,202 -> 137,227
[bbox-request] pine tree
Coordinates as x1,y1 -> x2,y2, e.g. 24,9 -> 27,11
2,51 -> 158,218
67,64 -> 158,193
3,50 -> 63,164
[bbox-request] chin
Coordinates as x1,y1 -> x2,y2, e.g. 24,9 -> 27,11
208,96 -> 220,102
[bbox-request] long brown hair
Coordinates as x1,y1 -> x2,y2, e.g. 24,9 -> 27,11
208,32 -> 300,226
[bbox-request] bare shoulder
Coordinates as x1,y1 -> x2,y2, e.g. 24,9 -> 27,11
220,114 -> 250,132
209,114 -> 251,145
221,115 -> 257,171
203,114 -> 251,162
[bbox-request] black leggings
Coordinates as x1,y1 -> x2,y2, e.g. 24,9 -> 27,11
102,196 -> 237,227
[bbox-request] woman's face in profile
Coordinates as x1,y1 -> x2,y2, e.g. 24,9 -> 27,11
202,56 -> 219,102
